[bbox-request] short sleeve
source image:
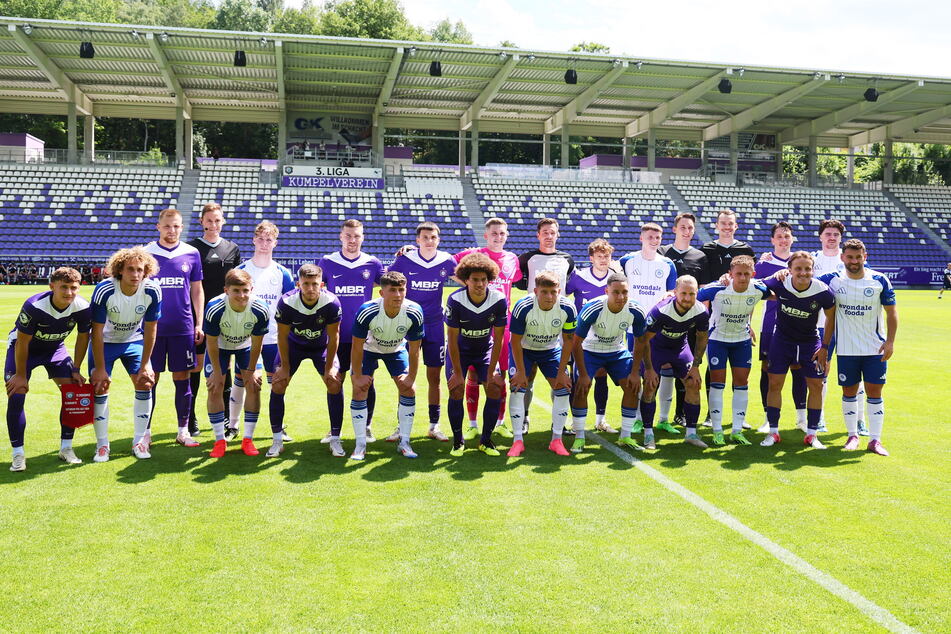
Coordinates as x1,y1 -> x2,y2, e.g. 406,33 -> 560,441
386,257 -> 406,275
665,261 -> 678,290
492,299 -> 508,327
274,297 -> 291,325
91,296 -> 109,325
281,268 -> 295,294
351,302 -> 374,340
74,307 -> 92,334
444,296 -> 460,328
327,297 -> 343,324
372,259 -> 384,284
145,286 -> 162,321
407,311 -> 425,341
575,302 -> 597,339
696,309 -> 710,332
565,273 -> 577,297
509,300 -> 528,336
630,304 -> 648,337
561,303 -> 577,333
820,289 -> 836,310
875,275 -> 897,306
15,304 -> 37,336
203,311 -> 220,337
190,253 -> 203,282
696,286 -> 721,303
645,307 -> 662,333
754,282 -> 771,299
252,303 -> 270,337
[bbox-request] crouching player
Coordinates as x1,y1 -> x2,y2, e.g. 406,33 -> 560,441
817,239 -> 897,455
639,276 -> 710,449
6,267 -> 91,472
89,247 -> 163,461
762,252 -> 835,448
571,274 -> 648,450
697,255 -> 770,445
350,271 -> 424,461
270,264 -> 343,458
507,272 -> 577,457
445,254 -> 508,456
203,270 -> 270,458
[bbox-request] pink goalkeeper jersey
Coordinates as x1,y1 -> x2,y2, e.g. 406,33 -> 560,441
454,247 -> 522,306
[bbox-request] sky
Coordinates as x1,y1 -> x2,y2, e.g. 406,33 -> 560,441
292,0 -> 951,78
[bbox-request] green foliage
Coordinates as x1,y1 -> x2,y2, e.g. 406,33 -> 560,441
117,0 -> 217,29
272,0 -> 321,34
319,0 -> 423,40
0,0 -> 120,21
0,114 -> 66,148
570,41 -> 611,53
211,0 -> 273,32
497,39 -> 517,48
429,18 -> 472,44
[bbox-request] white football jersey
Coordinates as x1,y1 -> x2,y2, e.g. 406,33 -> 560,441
618,251 -> 678,312
237,259 -> 295,345
697,281 -> 770,343
352,298 -> 425,355
812,250 -> 844,328
203,295 -> 270,351
818,269 -> 896,357
576,296 -> 647,354
509,295 -> 578,351
91,278 -> 163,344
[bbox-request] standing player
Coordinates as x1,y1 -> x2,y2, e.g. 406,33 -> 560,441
202,269 -> 270,458
454,218 -> 522,440
270,264 -> 343,458
89,247 -> 162,461
639,277 -> 710,449
385,221 -> 457,442
186,202 -> 241,438
445,254 -> 508,456
5,267 -> 91,471
232,221 -> 295,441
755,222 -> 808,433
349,271 -> 424,461
565,238 -> 619,433
619,223 -> 678,433
318,219 -> 385,443
761,252 -> 835,448
571,274 -> 649,450
658,212 -> 708,428
812,219 -> 865,434
940,263 -> 951,299
697,256 -> 769,445
700,209 -> 755,283
507,272 -> 576,456
146,208 -> 204,448
817,240 -> 897,455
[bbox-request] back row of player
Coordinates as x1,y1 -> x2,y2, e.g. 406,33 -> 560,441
5,206 -> 896,469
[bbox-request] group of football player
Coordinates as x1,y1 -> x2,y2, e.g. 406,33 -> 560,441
4,203 -> 898,472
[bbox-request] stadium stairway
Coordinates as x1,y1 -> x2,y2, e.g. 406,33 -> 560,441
665,183 -> 713,242
178,169 -> 200,232
462,175 -> 487,246
881,189 -> 951,259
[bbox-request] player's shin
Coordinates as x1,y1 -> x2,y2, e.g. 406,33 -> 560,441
657,373 -> 675,422
481,397 -> 501,444
867,397 -> 884,440
551,387 -> 570,438
448,397 -> 464,444
509,389 -> 526,441
708,383 -> 726,433
208,410 -> 226,440
173,378 -> 192,432
842,395 -> 859,435
229,377 -> 245,429
328,391 -> 344,438
731,385 -> 749,434
269,392 -> 285,442
620,405 -> 638,438
571,407 -> 587,439
397,395 -> 416,443
93,394 -> 110,448
683,401 -> 701,432
133,390 -> 151,445
351,399 -> 368,449
465,378 -> 480,426
7,393 -> 26,450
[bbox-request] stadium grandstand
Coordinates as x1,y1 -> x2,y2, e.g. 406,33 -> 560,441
1,17 -> 950,283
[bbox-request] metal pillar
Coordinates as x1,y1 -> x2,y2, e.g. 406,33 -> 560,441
175,106 -> 185,165
729,132 -> 738,176
846,147 -> 855,185
542,133 -> 551,166
470,121 -> 479,174
807,135 -> 818,188
560,127 -> 569,167
184,118 -> 193,169
83,115 -> 95,164
647,129 -> 656,172
775,147 -> 784,180
622,137 -> 631,181
458,130 -> 466,178
371,115 -> 384,166
278,113 -> 287,169
66,102 -> 77,164
883,138 -> 894,185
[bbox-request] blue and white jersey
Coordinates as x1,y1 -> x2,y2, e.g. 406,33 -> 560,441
203,294 -> 270,351
818,269 -> 896,356
509,295 -> 577,351
619,251 -> 678,312
352,298 -> 425,355
576,296 -> 647,354
237,259 -> 295,346
697,281 -> 770,343
91,278 -> 163,344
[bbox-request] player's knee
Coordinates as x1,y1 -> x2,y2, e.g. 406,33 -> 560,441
449,385 -> 465,400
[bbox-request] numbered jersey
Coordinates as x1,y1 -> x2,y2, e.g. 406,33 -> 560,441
91,278 -> 162,344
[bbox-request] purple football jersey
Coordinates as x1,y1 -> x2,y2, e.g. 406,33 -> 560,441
763,276 -> 835,343
317,251 -> 384,342
754,253 -> 788,336
444,288 -> 508,357
146,241 -> 203,337
274,289 -> 343,349
565,267 -> 610,314
9,291 -> 92,355
646,296 -> 709,352
387,249 -> 456,327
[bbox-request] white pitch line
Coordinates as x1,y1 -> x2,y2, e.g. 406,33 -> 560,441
528,396 -> 918,634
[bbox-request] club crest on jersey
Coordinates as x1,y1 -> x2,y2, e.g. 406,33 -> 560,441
810,302 -> 818,310
181,263 -> 190,272
362,269 -> 371,279
551,318 -> 562,327
17,312 -> 29,325
864,287 -> 875,297
135,305 -> 146,314
244,321 -> 255,329
619,321 -> 630,330
396,325 -> 407,334
439,269 -> 447,277
67,320 -> 75,329
654,269 -> 664,278
746,297 -> 756,305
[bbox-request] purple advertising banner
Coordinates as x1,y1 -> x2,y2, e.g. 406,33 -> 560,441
873,266 -> 944,287
281,175 -> 384,189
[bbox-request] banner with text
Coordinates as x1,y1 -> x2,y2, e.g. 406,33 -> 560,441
873,265 -> 945,287
287,112 -> 372,146
281,165 -> 384,190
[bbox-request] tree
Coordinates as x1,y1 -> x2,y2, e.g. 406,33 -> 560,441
118,0 -> 217,29
211,0 -> 273,32
429,19 -> 472,44
498,40 -> 518,48
319,0 -> 423,40
272,1 -> 321,34
570,41 -> 610,54
0,0 -> 120,21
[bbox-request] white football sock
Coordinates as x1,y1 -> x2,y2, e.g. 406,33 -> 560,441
229,383 -> 245,427
856,384 -> 867,424
731,386 -> 749,434
708,383 -> 725,433
842,396 -> 859,435
551,389 -> 570,437
509,390 -> 525,441
397,396 -> 415,443
657,376 -> 674,422
133,390 -> 151,445
93,394 -> 109,447
867,398 -> 884,441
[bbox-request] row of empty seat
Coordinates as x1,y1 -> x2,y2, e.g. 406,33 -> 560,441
887,184 -> 951,246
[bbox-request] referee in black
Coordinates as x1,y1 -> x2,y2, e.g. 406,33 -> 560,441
186,202 -> 242,435
659,212 -> 708,426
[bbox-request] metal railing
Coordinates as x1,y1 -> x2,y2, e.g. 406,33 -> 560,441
0,148 -> 175,167
478,163 -> 662,183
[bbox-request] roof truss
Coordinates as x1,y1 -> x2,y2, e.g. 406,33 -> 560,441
849,103 -> 951,146
625,71 -> 727,138
460,53 -> 519,130
544,61 -> 628,134
7,23 -> 92,115
702,75 -> 827,141
374,46 -> 404,116
145,32 -> 190,117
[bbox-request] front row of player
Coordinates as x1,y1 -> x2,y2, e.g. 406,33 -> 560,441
5,240 -> 896,471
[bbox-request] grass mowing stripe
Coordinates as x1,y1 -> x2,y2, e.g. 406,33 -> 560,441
530,394 -> 920,634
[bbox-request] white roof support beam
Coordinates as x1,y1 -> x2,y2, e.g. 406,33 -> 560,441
625,70 -> 727,138
274,40 -> 286,110
703,76 -> 827,142
146,32 -> 190,118
848,103 -> 951,146
779,81 -> 921,144
544,61 -> 628,134
460,53 -> 519,131
375,46 -> 404,116
8,23 -> 92,115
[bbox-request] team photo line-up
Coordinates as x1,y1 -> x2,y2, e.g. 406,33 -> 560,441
4,203 -> 899,472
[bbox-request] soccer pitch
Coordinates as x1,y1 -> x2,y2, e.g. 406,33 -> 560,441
1,285 -> 948,632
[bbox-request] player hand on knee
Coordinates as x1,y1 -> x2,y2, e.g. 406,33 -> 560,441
395,373 -> 415,393
684,366 -> 701,389
643,368 -> 659,391
487,373 -> 505,394
509,370 -> 528,390
5,374 -> 29,396
575,373 -> 592,394
206,368 -> 225,391
323,368 -> 341,391
92,368 -> 111,395
272,365 -> 290,391
241,368 -> 263,390
134,364 -> 155,391
812,348 -> 829,374
352,373 -> 373,392
553,371 -> 571,391
70,369 -> 87,385
447,371 -> 464,391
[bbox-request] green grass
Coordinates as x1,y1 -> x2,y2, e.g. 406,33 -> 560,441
1,285 -> 949,632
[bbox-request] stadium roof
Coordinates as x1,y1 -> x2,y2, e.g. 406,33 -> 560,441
1,16 -> 951,147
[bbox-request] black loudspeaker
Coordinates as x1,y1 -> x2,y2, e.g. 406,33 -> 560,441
234,50 -> 247,67
79,41 -> 95,59
718,78 -> 732,94
429,60 -> 442,77
564,69 -> 577,84
864,88 -> 879,102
